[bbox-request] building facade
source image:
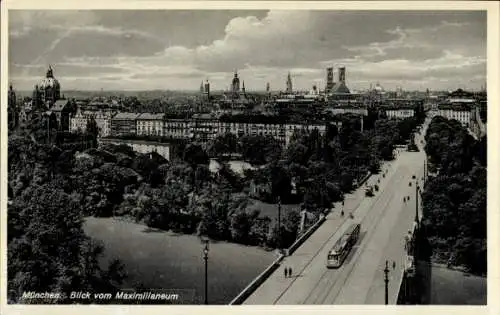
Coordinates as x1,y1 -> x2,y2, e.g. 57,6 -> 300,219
163,118 -> 193,139
70,109 -> 115,137
99,138 -> 170,161
50,99 -> 75,131
385,108 -> 415,119
436,105 -> 472,127
70,109 -> 89,133
326,107 -> 368,116
111,113 -> 140,137
136,113 -> 164,137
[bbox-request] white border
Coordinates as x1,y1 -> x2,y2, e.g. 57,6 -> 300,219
1,1 -> 499,315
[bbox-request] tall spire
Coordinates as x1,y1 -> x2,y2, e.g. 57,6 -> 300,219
286,72 -> 293,93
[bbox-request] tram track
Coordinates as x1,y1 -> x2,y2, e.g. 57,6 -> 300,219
305,167 -> 408,304
271,161 -> 402,304
273,164 -> 408,304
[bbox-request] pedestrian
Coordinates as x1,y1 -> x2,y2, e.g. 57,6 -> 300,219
288,267 -> 293,278
341,210 -> 344,216
393,261 -> 396,269
284,267 -> 288,278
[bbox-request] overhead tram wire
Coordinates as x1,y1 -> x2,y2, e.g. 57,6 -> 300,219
307,170 -> 406,304
279,168 -> 405,304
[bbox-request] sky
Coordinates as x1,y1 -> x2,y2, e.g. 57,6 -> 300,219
8,10 -> 486,92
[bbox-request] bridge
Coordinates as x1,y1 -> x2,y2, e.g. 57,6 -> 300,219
235,118 -> 431,305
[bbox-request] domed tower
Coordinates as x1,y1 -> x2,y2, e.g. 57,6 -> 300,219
38,65 -> 61,108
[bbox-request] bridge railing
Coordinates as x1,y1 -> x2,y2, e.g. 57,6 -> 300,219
229,253 -> 285,305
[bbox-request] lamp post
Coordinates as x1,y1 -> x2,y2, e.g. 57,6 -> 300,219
415,185 -> 419,224
424,159 -> 427,183
202,239 -> 209,305
384,260 -> 389,305
277,196 -> 282,250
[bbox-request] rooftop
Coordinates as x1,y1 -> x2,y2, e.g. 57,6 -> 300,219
112,112 -> 141,120
51,99 -> 69,111
138,113 -> 164,120
438,103 -> 473,111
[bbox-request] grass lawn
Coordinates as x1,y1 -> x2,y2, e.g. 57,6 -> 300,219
83,217 -> 276,304
430,265 -> 486,305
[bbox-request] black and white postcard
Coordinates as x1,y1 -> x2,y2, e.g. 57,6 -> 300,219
1,1 -> 498,315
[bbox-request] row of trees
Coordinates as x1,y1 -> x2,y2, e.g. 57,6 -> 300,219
7,135 -> 127,303
422,116 -> 486,275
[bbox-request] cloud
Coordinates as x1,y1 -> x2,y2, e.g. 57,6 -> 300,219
8,10 -> 486,91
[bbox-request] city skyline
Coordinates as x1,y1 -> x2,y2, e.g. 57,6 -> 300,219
9,10 -> 486,92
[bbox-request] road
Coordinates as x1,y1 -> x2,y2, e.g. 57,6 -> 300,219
243,118 -> 430,305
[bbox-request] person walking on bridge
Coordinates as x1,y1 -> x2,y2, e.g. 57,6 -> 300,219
284,267 -> 288,278
288,267 -> 293,278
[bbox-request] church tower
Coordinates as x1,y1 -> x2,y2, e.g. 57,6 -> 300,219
8,84 -> 16,109
204,79 -> 210,100
8,84 -> 18,128
338,66 -> 346,83
326,67 -> 334,93
286,72 -> 293,93
232,70 -> 240,94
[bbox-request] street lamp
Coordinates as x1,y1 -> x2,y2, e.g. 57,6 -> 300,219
415,185 -> 419,224
277,196 -> 282,250
384,260 -> 389,305
423,160 -> 427,184
202,239 -> 209,305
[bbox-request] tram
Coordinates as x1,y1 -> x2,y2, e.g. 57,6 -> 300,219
326,224 -> 361,268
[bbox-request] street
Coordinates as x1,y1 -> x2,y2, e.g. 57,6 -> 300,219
244,118 -> 430,305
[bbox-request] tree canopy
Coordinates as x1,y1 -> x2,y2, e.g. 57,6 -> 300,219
422,117 -> 486,275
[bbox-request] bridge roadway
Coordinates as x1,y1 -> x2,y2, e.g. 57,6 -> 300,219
244,119 -> 430,305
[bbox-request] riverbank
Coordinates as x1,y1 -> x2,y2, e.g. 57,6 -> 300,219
83,216 -> 276,304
